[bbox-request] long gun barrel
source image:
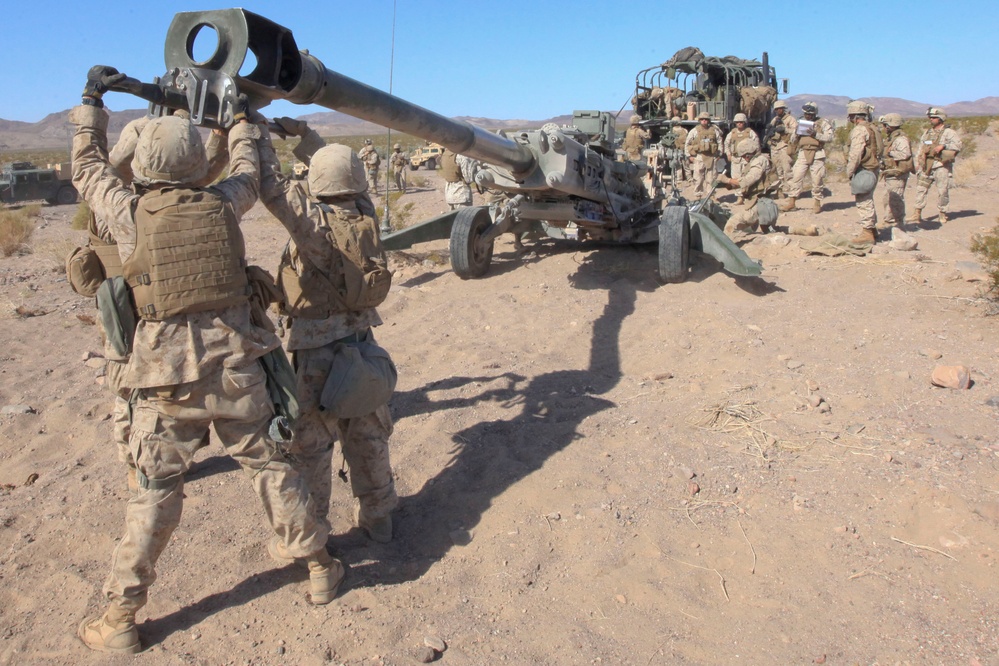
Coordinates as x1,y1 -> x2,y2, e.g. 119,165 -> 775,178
162,9 -> 535,175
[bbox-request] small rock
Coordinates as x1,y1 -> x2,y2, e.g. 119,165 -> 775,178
786,360 -> 804,370
275,646 -> 285,656
954,260 -> 989,282
807,394 -> 823,408
747,324 -> 762,333
919,348 -> 943,360
806,380 -> 819,391
687,481 -> 700,496
895,370 -> 911,380
817,402 -> 831,413
833,525 -> 848,533
449,529 -> 472,546
931,365 -> 971,390
414,646 -> 436,663
788,223 -> 819,236
985,396 -> 999,408
1,405 -> 35,415
81,351 -> 99,361
615,594 -> 627,604
84,357 -> 106,369
883,453 -> 893,463
889,228 -> 918,251
423,635 -> 446,653
652,372 -> 674,381
546,512 -> 561,521
813,655 -> 826,664
679,466 -> 696,479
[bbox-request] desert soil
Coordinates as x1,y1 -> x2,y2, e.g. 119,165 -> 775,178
2,134 -> 999,666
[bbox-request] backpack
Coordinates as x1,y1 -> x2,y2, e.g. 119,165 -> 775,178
320,204 -> 392,311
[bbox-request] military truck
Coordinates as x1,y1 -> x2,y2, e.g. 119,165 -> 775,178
409,142 -> 444,170
0,161 -> 78,205
633,47 -> 788,145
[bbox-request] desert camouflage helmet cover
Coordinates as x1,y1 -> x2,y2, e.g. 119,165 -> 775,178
671,116 -> 682,121
131,115 -> 208,186
697,111 -> 711,120
802,102 -> 818,114
927,107 -> 947,121
630,114 -> 642,124
773,100 -> 788,110
393,143 -> 401,150
308,144 -> 368,197
847,100 -> 869,116
736,138 -> 759,157
883,113 -> 903,127
364,138 -> 372,144
733,113 -> 748,123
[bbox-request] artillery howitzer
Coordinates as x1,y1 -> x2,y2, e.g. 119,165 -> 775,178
112,9 -> 761,283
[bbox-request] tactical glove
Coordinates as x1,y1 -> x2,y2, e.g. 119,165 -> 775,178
773,125 -> 785,135
274,117 -> 309,137
83,65 -> 126,105
232,94 -> 251,124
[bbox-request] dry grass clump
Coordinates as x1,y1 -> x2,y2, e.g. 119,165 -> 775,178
970,216 -> 999,305
0,205 -> 40,256
71,201 -> 91,230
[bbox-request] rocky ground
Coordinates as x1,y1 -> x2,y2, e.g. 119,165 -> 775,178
1,130 -> 999,665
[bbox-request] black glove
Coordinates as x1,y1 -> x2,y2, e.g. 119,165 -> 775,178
773,124 -> 785,135
83,65 -> 126,101
232,93 -> 251,124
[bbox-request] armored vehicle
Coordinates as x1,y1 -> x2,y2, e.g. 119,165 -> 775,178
110,9 -> 761,284
409,142 -> 444,170
0,161 -> 78,206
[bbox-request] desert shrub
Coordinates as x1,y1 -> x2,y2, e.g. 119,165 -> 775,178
970,218 -> 999,301
384,191 -> 414,231
72,201 -> 91,230
0,205 -> 40,256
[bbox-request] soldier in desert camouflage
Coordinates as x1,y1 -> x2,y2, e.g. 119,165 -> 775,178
766,100 -> 797,200
782,101 -> 834,213
723,113 -> 760,203
685,112 -> 724,199
879,113 -> 914,228
256,118 -> 398,547
623,114 -> 650,161
845,100 -> 881,244
910,107 -> 962,224
71,66 -> 339,655
717,139 -> 778,242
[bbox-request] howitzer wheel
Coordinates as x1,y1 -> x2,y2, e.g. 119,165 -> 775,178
658,205 -> 690,283
450,207 -> 494,279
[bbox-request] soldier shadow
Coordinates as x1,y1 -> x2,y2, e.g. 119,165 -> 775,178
345,252 -> 652,589
819,200 -> 854,212
186,454 -> 241,483
942,209 -> 978,221
138,565 -> 305,648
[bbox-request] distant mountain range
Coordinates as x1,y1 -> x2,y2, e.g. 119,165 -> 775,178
2,96 -> 996,151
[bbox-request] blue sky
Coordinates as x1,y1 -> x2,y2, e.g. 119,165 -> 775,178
3,0 -> 996,123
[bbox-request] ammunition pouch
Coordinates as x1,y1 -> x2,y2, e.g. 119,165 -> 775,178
800,148 -> 816,166
96,276 -> 137,358
756,197 -> 779,228
319,332 -> 397,420
939,149 -> 958,165
917,173 -> 934,188
66,246 -> 106,297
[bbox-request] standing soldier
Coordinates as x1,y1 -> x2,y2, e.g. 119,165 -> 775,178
845,100 -> 880,244
879,113 -> 914,228
72,67 -> 339,655
766,100 -> 797,200
390,143 -> 408,193
911,107 -> 962,224
782,102 -> 834,213
623,114 -> 650,161
717,139 -> 779,241
723,113 -> 760,203
685,111 -> 724,199
256,118 -> 399,547
670,117 -> 690,182
440,148 -> 478,210
358,138 -> 381,195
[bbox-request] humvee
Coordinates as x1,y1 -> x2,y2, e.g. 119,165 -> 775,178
409,142 -> 444,170
0,162 -> 78,206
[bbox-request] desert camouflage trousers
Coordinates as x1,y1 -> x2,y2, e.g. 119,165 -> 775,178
105,359 -> 133,468
770,147 -> 793,195
394,168 -> 407,193
881,174 -> 908,226
690,154 -> 717,199
914,165 -> 952,214
724,203 -> 761,240
854,189 -> 877,229
102,362 -> 326,613
788,154 -> 826,200
289,340 -> 397,536
367,167 -> 380,194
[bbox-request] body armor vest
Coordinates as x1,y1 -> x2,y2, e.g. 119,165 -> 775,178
278,204 -> 391,319
673,127 -> 688,150
728,127 -> 754,151
882,130 -> 913,174
692,126 -> 720,155
123,188 -> 249,321
440,150 -> 462,183
859,123 -> 880,170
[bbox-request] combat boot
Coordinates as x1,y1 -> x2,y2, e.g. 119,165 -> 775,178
906,207 -> 923,224
851,227 -> 877,245
78,604 -> 141,654
356,506 -> 393,544
778,196 -> 796,212
306,548 -> 345,605
938,211 -> 949,223
268,536 -> 306,567
812,199 -> 822,214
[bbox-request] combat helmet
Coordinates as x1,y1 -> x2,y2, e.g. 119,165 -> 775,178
802,102 -> 818,115
736,138 -> 759,157
308,144 -> 367,197
131,115 -> 208,186
883,113 -> 903,128
630,114 -> 642,124
733,113 -> 748,123
927,107 -> 947,121
393,143 -> 401,150
846,100 -> 869,116
697,111 -> 711,120
773,100 -> 788,110
364,138 -> 373,145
